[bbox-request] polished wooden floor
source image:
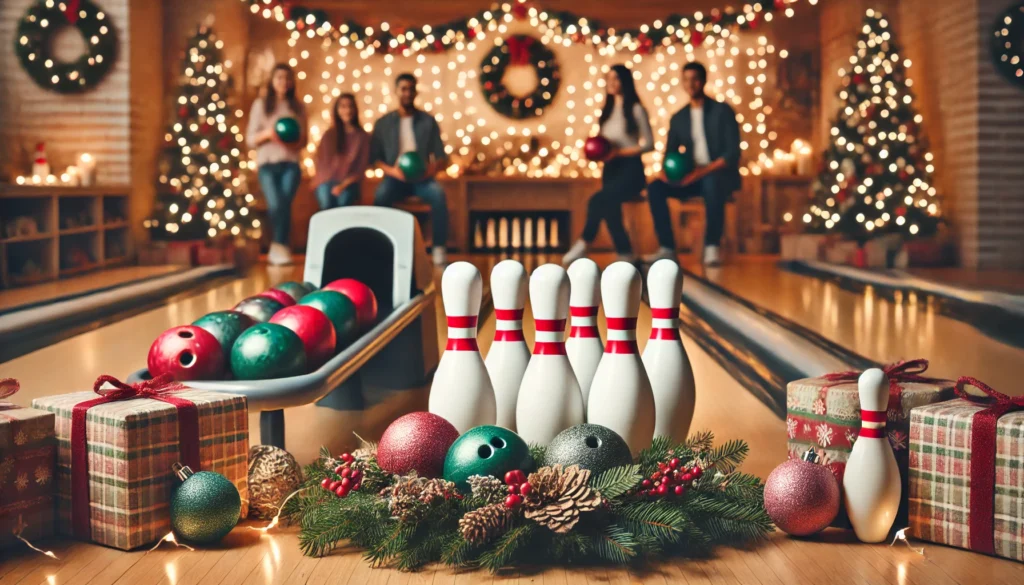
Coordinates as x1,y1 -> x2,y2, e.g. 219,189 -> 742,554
1,257 -> 1023,583
0,265 -> 183,312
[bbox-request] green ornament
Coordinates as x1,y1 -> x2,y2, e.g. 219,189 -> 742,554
170,463 -> 241,544
274,281 -> 309,303
544,424 -> 633,476
397,152 -> 426,182
192,311 -> 256,362
298,290 -> 358,347
443,426 -> 533,492
663,151 -> 694,183
230,323 -> 307,380
234,296 -> 285,323
274,116 -> 301,143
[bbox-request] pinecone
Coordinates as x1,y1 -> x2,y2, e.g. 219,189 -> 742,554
467,475 -> 507,505
386,477 -> 460,523
459,503 -> 512,545
523,465 -> 602,533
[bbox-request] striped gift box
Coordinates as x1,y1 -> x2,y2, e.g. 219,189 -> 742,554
1,406 -> 56,550
909,400 -> 1024,562
32,390 -> 248,550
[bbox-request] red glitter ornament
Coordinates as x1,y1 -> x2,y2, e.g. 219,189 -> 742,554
764,449 -> 840,536
377,412 -> 460,478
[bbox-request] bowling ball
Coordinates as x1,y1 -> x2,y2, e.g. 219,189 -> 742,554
377,412 -> 460,478
192,311 -> 256,362
148,325 -> 225,381
301,282 -> 318,293
544,424 -> 633,476
258,288 -> 296,308
663,151 -> 694,184
234,296 -> 285,323
269,306 -> 336,369
443,426 -> 534,492
274,117 -> 301,144
583,135 -> 612,161
230,323 -> 307,380
323,279 -> 377,329
274,281 -> 310,303
298,291 -> 359,347
396,152 -> 426,182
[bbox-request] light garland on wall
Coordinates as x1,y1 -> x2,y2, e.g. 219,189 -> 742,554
991,2 -> 1024,89
244,0 -> 819,179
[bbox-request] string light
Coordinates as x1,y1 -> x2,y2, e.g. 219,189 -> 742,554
147,531 -> 195,553
11,515 -> 59,560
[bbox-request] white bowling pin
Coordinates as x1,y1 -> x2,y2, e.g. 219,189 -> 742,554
642,260 -> 695,443
549,218 -> 559,249
524,218 -> 534,248
537,218 -> 548,249
429,262 -> 497,433
587,262 -> 656,456
843,368 -> 901,543
511,217 -> 522,249
486,219 -> 497,249
485,260 -> 530,431
566,258 -> 604,407
499,217 -> 509,249
515,264 -> 585,445
474,221 -> 484,249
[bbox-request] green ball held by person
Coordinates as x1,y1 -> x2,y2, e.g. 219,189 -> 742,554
397,152 -> 426,182
274,117 -> 301,144
663,151 -> 694,184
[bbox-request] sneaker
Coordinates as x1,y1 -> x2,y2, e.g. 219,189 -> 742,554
268,242 -> 293,266
643,247 -> 676,263
703,245 -> 721,267
561,239 -> 588,266
432,246 -> 448,267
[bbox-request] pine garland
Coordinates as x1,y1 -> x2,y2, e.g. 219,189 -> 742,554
288,431 -> 771,572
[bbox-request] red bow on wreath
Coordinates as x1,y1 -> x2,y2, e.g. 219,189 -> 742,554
822,358 -> 946,410
64,0 -> 82,25
506,36 -> 534,66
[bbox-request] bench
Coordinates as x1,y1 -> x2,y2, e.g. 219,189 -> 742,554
621,194 -> 738,255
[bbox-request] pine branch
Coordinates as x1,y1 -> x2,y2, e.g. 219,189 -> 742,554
615,500 -> 686,544
477,523 -> 537,572
529,444 -> 547,466
590,464 -> 641,499
720,472 -> 765,500
637,436 -> 673,476
440,534 -> 476,567
704,439 -> 749,474
683,430 -> 715,453
549,531 -> 592,561
592,524 -> 638,564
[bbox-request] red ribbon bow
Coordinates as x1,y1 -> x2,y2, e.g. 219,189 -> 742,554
64,0 -> 81,24
0,378 -> 19,412
71,375 -> 200,539
954,376 -> 1024,556
506,36 -> 534,66
822,359 -> 945,411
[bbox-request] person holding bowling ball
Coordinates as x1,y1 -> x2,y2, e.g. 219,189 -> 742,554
645,61 -> 741,267
246,63 -> 307,266
314,93 -> 370,210
562,64 -> 654,265
370,73 -> 450,266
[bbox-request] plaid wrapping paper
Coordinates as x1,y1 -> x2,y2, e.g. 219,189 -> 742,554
0,406 -> 56,549
786,376 -> 954,527
32,389 -> 249,550
908,400 -> 1024,562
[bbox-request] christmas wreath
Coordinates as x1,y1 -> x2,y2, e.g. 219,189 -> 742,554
14,0 -> 117,94
991,2 -> 1024,89
480,35 -> 560,120
285,432 -> 771,572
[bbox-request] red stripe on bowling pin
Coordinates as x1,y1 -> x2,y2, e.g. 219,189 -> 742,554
493,308 -> 525,342
604,317 -> 638,354
569,305 -> 599,339
533,318 -> 567,355
446,315 -> 479,351
858,409 -> 887,438
649,307 -> 681,340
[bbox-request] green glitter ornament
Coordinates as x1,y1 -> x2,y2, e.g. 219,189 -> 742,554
170,463 -> 241,544
443,426 -> 533,492
544,424 -> 633,476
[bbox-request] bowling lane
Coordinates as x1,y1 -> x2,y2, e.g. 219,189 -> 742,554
691,257 -> 1024,394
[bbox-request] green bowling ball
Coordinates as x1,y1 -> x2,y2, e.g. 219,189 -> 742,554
443,426 -> 534,492
192,311 -> 256,362
234,296 -> 285,323
298,290 -> 358,348
230,323 -> 307,380
663,151 -> 694,184
274,117 -> 301,144
397,152 -> 426,182
274,281 -> 309,303
301,282 -> 318,293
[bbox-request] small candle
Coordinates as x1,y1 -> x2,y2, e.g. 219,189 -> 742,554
78,153 -> 96,186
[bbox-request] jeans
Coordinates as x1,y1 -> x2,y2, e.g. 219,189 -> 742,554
315,181 -> 361,210
374,177 -> 448,247
647,172 -> 730,249
258,161 -> 302,245
580,156 -> 646,254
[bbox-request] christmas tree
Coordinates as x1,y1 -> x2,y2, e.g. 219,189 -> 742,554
148,24 -> 258,240
803,9 -> 941,240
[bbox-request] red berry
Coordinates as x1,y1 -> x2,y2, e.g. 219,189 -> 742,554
320,478 -> 331,489
519,482 -> 532,496
641,479 -> 652,488
340,453 -> 353,463
341,477 -> 351,488
334,465 -> 346,475
656,484 -> 668,496
674,485 -> 685,496
652,472 -> 662,481
658,462 -> 668,471
504,471 -> 518,486
340,467 -> 352,478
681,473 -> 693,482
336,485 -> 350,497
352,483 -> 361,491
351,469 -> 362,480
508,484 -> 520,494
669,458 -> 680,469
692,467 -> 703,479
504,494 -> 522,509
514,470 -> 527,484
329,480 -> 340,491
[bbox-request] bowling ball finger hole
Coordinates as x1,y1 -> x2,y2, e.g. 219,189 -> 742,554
489,437 -> 506,449
178,331 -> 194,339
585,436 -> 601,449
477,445 -> 493,459
179,351 -> 196,368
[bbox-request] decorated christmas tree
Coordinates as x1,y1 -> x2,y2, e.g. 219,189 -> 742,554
148,24 -> 258,240
804,9 -> 941,240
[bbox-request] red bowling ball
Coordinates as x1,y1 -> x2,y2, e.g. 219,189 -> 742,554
259,288 -> 296,308
269,306 -> 337,369
323,279 -> 378,328
583,135 -> 612,161
148,325 -> 225,381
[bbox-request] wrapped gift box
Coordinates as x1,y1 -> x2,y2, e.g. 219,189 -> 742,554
909,379 -> 1024,562
32,382 -> 249,550
1,401 -> 56,550
786,362 -> 954,527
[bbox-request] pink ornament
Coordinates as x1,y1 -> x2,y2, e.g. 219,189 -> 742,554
764,449 -> 840,536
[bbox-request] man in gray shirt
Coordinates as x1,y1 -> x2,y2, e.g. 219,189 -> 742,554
370,73 -> 450,266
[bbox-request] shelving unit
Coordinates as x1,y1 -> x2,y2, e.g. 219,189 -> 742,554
0,184 -> 132,288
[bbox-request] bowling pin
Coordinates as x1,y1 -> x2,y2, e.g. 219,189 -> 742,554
566,258 -> 603,407
587,262 -> 656,456
524,218 -> 534,249
486,219 -> 497,249
537,218 -> 548,249
499,217 -> 509,249
428,262 -> 497,433
515,264 -> 585,445
474,221 -> 484,249
549,218 -> 559,249
485,260 -> 530,431
511,217 -> 522,249
843,368 -> 901,543
642,260 -> 695,443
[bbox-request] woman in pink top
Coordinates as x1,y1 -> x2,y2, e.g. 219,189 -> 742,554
314,93 -> 370,209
